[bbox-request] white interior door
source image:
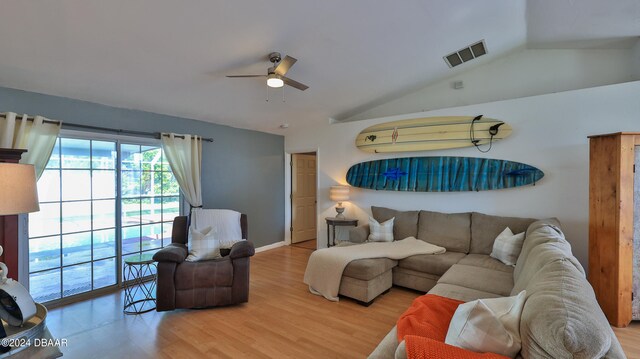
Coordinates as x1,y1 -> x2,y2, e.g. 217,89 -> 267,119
291,153 -> 317,243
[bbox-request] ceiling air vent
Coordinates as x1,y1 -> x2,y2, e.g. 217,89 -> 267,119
444,40 -> 487,68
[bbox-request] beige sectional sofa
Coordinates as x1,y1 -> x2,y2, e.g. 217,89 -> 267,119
341,207 -> 625,358
342,207 -> 535,304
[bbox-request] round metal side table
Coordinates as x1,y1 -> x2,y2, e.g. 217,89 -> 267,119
123,253 -> 157,314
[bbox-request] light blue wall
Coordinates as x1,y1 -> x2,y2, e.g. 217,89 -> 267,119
0,86 -> 284,248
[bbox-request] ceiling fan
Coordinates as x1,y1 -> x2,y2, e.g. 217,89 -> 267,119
226,52 -> 309,91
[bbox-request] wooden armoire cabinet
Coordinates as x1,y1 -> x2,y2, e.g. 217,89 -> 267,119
588,132 -> 640,328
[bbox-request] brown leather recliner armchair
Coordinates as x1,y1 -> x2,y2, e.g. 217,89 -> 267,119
153,214 -> 255,311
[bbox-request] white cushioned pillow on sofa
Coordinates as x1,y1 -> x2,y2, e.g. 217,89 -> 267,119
445,290 -> 527,358
186,226 -> 221,261
490,227 -> 525,266
368,216 -> 394,242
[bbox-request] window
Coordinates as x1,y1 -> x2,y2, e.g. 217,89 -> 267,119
28,136 -> 180,303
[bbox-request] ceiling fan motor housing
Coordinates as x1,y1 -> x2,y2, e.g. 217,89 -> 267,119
268,52 -> 281,64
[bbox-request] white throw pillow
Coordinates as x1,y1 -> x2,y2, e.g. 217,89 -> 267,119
368,216 -> 394,242
186,226 -> 222,261
445,290 -> 527,358
490,227 -> 525,266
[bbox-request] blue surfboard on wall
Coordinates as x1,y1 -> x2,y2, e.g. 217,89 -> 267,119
346,156 -> 544,192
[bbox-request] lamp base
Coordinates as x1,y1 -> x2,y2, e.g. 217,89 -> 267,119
335,206 -> 345,219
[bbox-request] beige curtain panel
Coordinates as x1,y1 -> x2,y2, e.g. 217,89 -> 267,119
0,112 -> 61,179
161,133 -> 203,208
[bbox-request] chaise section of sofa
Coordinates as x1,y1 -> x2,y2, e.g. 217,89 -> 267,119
368,217 -> 626,359
339,258 -> 397,305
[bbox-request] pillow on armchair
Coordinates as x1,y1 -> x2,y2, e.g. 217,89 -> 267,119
186,226 -> 221,261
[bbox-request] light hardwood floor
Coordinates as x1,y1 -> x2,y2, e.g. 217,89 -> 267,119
290,238 -> 317,250
46,245 -> 640,358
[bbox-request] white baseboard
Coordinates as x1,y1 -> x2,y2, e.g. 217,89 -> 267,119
255,241 -> 286,253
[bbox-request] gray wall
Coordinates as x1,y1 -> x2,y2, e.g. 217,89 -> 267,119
0,86 -> 284,248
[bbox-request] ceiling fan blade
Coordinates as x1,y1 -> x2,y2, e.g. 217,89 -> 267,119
226,75 -> 266,78
281,76 -> 309,91
274,56 -> 297,76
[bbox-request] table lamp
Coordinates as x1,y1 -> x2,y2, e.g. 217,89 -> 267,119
329,185 -> 350,219
0,163 -> 40,351
0,163 -> 40,215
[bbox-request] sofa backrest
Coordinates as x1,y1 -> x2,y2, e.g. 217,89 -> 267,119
514,220 -> 625,358
469,212 -> 537,255
370,206 -> 538,255
417,211 -> 471,253
513,218 -> 572,285
371,206 -> 419,240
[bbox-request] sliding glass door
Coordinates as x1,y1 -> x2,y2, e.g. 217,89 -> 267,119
120,144 -> 179,273
28,135 -> 179,303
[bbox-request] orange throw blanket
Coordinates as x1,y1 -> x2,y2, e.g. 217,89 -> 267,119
397,294 -> 510,359
404,336 -> 511,359
397,294 -> 464,342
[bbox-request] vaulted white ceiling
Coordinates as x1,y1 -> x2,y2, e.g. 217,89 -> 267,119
0,0 -> 637,133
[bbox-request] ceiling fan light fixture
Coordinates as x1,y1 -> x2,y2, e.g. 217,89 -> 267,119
267,74 -> 284,88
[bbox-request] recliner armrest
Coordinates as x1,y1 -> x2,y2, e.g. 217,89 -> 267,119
349,225 -> 370,243
229,241 -> 255,259
153,243 -> 188,263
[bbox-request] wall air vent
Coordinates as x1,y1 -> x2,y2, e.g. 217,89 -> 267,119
444,40 -> 487,68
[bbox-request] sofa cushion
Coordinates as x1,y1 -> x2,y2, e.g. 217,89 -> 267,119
437,264 -> 513,297
428,283 -> 502,303
343,258 -> 397,281
372,206 -> 419,240
457,254 -> 514,273
392,267 -> 440,293
470,212 -> 536,255
417,211 -> 471,253
398,252 -> 466,276
349,225 -> 370,243
518,258 -> 616,359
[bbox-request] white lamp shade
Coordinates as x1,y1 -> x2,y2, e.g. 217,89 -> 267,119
329,185 -> 350,202
0,163 -> 40,215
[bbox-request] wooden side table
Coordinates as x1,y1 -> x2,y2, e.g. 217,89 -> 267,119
325,217 -> 358,247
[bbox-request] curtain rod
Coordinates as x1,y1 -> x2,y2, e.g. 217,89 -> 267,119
0,113 -> 214,142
